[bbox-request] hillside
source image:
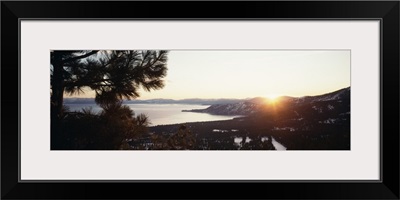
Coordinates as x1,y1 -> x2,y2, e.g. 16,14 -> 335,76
183,87 -> 350,117
149,87 -> 351,150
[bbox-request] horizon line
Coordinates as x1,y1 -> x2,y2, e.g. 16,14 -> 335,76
64,86 -> 350,100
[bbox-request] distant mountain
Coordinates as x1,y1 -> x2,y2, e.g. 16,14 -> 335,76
289,87 -> 350,104
122,98 -> 242,105
183,87 -> 350,116
64,98 -> 95,104
64,97 -> 243,105
183,100 -> 262,115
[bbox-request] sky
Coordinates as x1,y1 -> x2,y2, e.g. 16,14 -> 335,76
65,50 -> 350,100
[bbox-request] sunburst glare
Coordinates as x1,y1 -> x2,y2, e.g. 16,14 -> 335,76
266,94 -> 281,103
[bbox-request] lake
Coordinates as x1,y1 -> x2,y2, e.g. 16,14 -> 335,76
64,103 -> 242,126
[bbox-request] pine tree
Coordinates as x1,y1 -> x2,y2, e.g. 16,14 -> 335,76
51,50 -> 168,149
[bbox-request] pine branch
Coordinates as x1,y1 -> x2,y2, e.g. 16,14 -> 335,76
61,51 -> 100,64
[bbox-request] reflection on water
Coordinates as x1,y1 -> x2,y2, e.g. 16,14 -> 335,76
245,137 -> 252,143
271,137 -> 287,151
261,137 -> 269,142
234,136 -> 286,150
234,137 -> 243,145
233,137 -> 252,146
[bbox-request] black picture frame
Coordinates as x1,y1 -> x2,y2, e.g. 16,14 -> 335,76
2,1 -> 399,199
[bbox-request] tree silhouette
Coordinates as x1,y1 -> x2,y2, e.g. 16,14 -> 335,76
60,102 -> 151,150
51,50 -> 168,118
51,50 -> 168,149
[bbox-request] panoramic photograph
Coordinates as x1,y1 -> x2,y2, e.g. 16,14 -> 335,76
51,50 -> 350,150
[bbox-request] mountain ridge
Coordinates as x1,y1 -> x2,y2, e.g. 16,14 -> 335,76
183,87 -> 350,116
64,87 -> 350,108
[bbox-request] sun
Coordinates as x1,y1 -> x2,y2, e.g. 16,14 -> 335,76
266,94 -> 280,100
265,94 -> 281,103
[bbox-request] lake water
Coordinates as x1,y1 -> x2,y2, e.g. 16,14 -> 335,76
64,103 -> 242,126
271,137 -> 287,151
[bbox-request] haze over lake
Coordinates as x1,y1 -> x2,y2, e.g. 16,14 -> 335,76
65,103 -> 242,126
